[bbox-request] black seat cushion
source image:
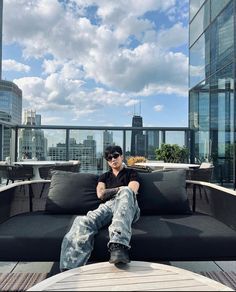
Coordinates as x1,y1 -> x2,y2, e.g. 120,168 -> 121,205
0,212 -> 236,262
137,169 -> 191,215
0,212 -> 76,261
45,171 -> 101,214
93,214 -> 236,261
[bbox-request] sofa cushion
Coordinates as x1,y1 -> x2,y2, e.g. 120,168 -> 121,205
45,171 -> 101,214
1,212 -> 236,261
93,214 -> 236,262
0,212 -> 76,261
137,169 -> 191,215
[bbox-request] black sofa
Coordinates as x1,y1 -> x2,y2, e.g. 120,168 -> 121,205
0,169 -> 236,263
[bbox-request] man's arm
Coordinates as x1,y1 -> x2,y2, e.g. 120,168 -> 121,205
96,182 -> 119,201
128,181 -> 140,195
97,182 -> 106,199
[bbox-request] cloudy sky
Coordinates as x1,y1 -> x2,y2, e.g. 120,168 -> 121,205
2,0 -> 189,127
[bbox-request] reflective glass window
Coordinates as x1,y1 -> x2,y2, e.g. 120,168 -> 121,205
198,87 -> 209,160
210,63 -> 234,153
211,0 -> 231,21
210,1 -> 233,74
190,0 -> 210,46
189,29 -> 210,88
189,90 -> 200,130
189,0 -> 205,21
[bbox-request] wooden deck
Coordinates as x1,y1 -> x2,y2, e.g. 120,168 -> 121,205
0,261 -> 236,291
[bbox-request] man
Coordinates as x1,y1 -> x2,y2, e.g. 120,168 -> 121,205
60,145 -> 140,271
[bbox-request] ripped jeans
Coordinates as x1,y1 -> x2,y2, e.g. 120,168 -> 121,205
60,186 -> 140,271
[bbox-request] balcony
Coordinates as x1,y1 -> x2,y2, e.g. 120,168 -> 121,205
0,178 -> 236,290
0,120 -> 236,291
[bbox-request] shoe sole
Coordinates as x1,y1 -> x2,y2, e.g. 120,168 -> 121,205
109,258 -> 130,264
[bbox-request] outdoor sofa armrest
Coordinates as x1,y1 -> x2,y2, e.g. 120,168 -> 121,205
0,180 -> 50,223
186,180 -> 236,231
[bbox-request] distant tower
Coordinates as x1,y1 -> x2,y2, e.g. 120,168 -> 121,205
130,115 -> 146,156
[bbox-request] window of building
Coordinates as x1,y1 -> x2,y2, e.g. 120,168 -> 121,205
210,1 -> 233,74
189,29 -> 210,88
211,0 -> 231,21
189,0 -> 210,47
189,0 -> 205,21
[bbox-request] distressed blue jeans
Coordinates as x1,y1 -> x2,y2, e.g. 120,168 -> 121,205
60,186 -> 140,270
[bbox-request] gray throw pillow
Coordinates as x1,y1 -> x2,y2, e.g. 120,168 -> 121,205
45,171 -> 101,214
137,169 -> 191,215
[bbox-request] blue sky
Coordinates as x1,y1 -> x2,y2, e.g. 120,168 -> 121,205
2,0 -> 189,127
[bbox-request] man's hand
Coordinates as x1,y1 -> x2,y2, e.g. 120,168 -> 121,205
102,188 -> 119,202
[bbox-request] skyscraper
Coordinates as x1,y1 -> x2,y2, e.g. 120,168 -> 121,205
0,80 -> 22,124
130,115 -> 146,156
189,0 -> 234,184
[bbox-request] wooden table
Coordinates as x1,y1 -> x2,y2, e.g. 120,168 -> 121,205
28,261 -> 232,291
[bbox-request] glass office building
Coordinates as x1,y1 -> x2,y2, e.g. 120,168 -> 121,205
0,80 -> 22,160
189,0 -> 234,184
0,80 -> 22,124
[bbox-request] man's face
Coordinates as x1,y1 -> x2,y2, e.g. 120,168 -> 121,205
106,152 -> 123,169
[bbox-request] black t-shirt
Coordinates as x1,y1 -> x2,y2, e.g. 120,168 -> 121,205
98,167 -> 140,188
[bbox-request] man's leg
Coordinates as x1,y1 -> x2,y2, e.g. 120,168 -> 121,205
108,187 -> 140,263
60,203 -> 113,271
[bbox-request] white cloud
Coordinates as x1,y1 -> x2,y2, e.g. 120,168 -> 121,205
4,0 -> 189,124
124,99 -> 140,107
13,74 -> 139,121
154,104 -> 164,112
3,59 -> 30,72
156,22 -> 188,50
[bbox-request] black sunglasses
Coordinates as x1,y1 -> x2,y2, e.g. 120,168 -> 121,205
106,152 -> 120,161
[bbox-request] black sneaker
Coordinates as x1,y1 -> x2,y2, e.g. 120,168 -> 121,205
109,243 -> 130,264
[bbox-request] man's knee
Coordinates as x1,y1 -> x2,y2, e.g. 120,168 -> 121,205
116,187 -> 134,203
79,214 -> 95,229
118,186 -> 132,195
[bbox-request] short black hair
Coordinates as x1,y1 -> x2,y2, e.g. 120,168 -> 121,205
104,145 -> 123,160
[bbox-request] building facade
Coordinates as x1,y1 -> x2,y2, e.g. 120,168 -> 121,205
48,135 -> 97,173
189,0 -> 234,184
0,80 -> 22,124
0,81 -> 22,160
18,110 -> 47,160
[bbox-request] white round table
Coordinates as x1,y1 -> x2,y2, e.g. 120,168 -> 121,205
28,261 -> 232,291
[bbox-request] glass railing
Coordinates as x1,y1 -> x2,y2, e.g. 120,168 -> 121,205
0,122 -> 190,175
1,121 -> 235,187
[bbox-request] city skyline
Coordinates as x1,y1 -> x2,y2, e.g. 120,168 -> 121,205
2,0 -> 189,127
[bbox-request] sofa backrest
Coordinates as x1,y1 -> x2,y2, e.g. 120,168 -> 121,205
45,169 -> 191,215
137,169 -> 191,215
